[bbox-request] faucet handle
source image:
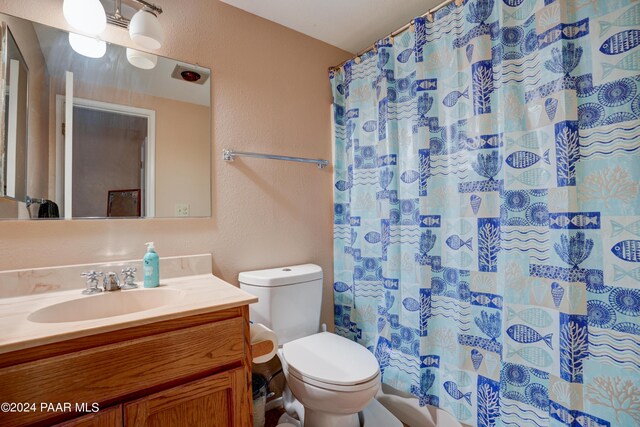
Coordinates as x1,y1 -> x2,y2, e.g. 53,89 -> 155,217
81,271 -> 103,295
121,267 -> 138,290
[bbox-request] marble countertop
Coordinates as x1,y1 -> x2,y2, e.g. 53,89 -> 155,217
0,274 -> 258,354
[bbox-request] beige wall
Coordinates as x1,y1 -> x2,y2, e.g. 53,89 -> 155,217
0,0 -> 350,328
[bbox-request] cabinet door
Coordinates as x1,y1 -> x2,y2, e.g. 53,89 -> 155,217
55,405 -> 122,427
124,368 -> 250,427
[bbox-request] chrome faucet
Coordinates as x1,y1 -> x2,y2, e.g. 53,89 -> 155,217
103,272 -> 121,292
81,268 -> 138,294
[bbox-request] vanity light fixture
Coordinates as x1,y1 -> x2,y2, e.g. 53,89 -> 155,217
63,0 -> 107,35
107,0 -> 164,50
68,32 -> 107,58
63,0 -> 164,56
128,8 -> 164,49
126,47 -> 158,69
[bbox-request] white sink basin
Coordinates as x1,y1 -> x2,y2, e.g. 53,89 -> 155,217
28,288 -> 185,323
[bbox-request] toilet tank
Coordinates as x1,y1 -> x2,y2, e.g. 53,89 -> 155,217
239,264 -> 323,345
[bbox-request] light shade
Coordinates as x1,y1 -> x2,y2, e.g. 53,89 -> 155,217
63,0 -> 106,35
129,10 -> 164,50
68,33 -> 106,59
126,48 -> 158,70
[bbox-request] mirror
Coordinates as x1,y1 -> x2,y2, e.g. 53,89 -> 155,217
0,23 -> 29,203
0,12 -> 211,219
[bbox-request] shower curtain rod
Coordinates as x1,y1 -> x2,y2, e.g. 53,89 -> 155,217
329,0 -> 462,71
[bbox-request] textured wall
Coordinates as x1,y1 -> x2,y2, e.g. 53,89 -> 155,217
0,0 -> 350,328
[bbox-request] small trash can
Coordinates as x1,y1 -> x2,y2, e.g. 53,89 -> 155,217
252,374 -> 268,427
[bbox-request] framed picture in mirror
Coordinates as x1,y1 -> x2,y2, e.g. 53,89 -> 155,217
107,189 -> 141,217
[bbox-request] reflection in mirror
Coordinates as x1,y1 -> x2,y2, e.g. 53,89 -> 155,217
0,24 -> 29,203
0,12 -> 211,220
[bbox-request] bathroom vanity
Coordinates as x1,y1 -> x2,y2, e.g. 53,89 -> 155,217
0,274 -> 257,427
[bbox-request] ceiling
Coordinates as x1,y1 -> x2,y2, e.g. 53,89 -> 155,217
219,0 -> 443,54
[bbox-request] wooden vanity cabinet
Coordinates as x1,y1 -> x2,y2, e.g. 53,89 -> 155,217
0,306 -> 253,427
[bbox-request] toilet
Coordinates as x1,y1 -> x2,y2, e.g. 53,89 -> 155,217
239,264 -> 400,427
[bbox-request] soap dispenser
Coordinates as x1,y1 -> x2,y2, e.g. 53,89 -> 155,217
143,242 -> 160,288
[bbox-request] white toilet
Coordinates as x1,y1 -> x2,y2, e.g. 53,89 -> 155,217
239,264 -> 400,427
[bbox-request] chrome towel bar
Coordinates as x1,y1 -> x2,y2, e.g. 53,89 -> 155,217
223,149 -> 329,169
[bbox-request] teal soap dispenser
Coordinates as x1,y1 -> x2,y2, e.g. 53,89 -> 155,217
143,242 -> 160,288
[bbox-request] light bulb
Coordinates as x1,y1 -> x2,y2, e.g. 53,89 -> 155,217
63,0 -> 107,35
129,9 -> 164,50
68,33 -> 106,59
126,48 -> 158,70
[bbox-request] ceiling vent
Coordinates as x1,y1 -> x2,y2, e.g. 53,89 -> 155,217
171,64 -> 210,85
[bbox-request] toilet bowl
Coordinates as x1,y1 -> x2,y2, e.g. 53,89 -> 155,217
279,332 -> 381,427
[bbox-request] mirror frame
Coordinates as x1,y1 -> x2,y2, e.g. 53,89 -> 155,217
0,22 -> 30,202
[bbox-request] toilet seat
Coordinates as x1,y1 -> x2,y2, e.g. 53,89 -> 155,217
287,366 -> 380,392
282,332 -> 380,392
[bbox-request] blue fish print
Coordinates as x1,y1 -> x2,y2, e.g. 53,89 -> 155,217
613,265 -> 640,282
362,120 -> 377,132
333,282 -> 351,292
507,324 -> 553,349
598,3 -> 640,37
599,30 -> 640,55
506,149 -> 550,169
443,87 -> 469,107
422,355 -> 440,368
503,0 -> 525,6
421,215 -> 441,227
401,170 -> 420,184
417,79 -> 437,90
446,235 -> 473,250
611,220 -> 640,237
402,297 -> 421,311
443,381 -> 472,405
472,294 -> 503,308
365,231 -> 381,243
611,240 -> 640,262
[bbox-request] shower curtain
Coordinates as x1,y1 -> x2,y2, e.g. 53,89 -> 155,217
331,0 -> 640,426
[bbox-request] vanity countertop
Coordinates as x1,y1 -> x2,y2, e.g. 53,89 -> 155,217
0,274 -> 257,354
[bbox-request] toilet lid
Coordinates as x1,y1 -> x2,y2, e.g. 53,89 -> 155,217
282,332 -> 380,386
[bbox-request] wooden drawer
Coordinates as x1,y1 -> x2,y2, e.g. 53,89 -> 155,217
0,317 -> 244,426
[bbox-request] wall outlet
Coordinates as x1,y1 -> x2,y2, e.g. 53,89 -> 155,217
175,204 -> 190,217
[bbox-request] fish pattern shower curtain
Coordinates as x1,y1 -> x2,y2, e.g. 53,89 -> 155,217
331,0 -> 640,426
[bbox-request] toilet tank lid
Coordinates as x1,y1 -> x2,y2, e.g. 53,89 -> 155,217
238,264 -> 322,287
